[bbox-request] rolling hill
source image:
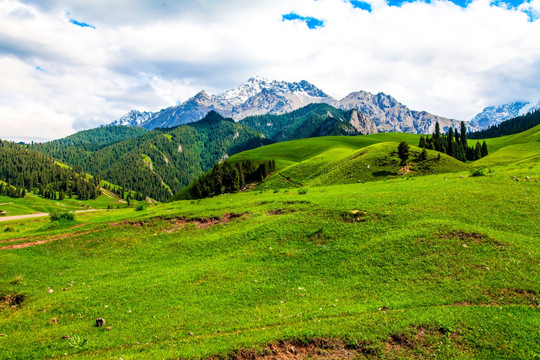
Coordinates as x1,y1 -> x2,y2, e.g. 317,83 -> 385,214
228,132 -> 470,190
0,124 -> 538,358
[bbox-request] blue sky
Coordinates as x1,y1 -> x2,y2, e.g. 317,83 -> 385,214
1,0 -> 539,141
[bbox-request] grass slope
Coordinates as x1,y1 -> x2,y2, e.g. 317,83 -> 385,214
0,161 -> 538,359
230,133 -> 469,189
472,124 -> 540,169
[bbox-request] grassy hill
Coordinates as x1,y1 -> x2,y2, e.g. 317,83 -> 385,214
0,125 -> 538,359
0,160 -> 538,359
230,133 -> 470,189
472,124 -> 540,169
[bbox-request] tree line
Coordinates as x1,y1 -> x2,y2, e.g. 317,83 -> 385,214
173,159 -> 276,200
418,122 -> 488,162
468,108 -> 540,139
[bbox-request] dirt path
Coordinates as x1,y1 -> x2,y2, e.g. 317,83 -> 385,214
0,209 -> 102,223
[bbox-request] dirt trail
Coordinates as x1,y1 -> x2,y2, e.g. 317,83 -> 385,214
0,229 -> 98,250
0,209 -> 102,223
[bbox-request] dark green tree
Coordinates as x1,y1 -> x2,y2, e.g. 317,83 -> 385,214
397,141 -> 410,168
481,141 -> 488,157
460,121 -> 467,148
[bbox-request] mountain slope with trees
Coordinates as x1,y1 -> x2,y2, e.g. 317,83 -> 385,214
0,140 -> 101,200
31,112 -> 271,201
239,103 -> 377,142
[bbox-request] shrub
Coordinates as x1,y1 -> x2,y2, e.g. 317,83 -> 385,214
470,168 -> 486,177
298,188 -> 308,195
135,203 -> 146,211
49,210 -> 75,221
4,226 -> 15,232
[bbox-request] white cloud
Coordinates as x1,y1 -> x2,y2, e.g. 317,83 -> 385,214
1,0 -> 539,141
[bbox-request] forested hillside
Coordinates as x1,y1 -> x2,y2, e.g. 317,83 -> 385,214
240,103 -> 376,142
0,140 -> 100,200
31,112 -> 271,201
469,108 -> 540,139
29,126 -> 148,169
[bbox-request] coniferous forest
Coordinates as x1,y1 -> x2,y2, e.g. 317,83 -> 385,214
29,112 -> 271,202
171,159 -> 276,200
418,121 -> 488,162
0,140 -> 101,200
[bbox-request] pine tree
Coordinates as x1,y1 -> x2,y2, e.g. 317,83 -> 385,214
460,121 -> 467,148
434,122 -> 441,139
481,141 -> 488,157
475,142 -> 482,160
419,148 -> 428,161
447,128 -> 454,156
397,141 -> 410,167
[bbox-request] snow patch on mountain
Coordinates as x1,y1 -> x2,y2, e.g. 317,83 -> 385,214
109,110 -> 154,127
469,102 -> 531,129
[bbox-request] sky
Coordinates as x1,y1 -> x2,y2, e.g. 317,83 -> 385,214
1,0 -> 539,142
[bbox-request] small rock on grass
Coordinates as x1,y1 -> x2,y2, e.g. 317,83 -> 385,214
188,332 -> 193,336
95,318 -> 106,327
49,318 -> 58,324
105,326 -> 112,331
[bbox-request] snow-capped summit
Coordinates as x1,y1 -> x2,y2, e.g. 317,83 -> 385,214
108,77 -> 487,134
469,101 -> 536,129
109,110 -> 154,127
109,77 -> 334,129
213,76 -> 331,109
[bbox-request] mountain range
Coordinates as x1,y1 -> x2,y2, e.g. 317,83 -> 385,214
109,76 -> 540,135
110,77 -> 463,134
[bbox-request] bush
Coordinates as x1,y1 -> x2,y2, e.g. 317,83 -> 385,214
135,203 -> 146,211
470,168 -> 486,177
49,210 -> 75,221
298,188 -> 308,195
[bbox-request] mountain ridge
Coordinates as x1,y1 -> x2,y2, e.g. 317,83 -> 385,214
108,77 -> 459,134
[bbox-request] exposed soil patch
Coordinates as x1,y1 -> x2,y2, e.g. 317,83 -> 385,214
164,212 -> 248,233
385,326 -> 456,358
0,230 -> 98,250
438,231 -> 506,248
1,293 -> 25,309
207,338 -> 374,360
203,330 -> 463,360
283,201 -> 311,205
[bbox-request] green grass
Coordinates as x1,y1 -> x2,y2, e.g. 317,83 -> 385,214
476,124 -> 540,153
0,128 -> 538,359
0,189 -> 150,217
231,134 -> 469,190
0,160 -> 538,359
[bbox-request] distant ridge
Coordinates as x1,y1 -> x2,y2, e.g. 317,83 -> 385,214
108,77 -> 458,134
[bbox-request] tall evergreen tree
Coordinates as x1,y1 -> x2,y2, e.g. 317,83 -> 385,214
481,141 -> 488,157
397,141 -> 410,168
460,121 -> 467,148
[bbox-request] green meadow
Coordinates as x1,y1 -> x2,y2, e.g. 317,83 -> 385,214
0,127 -> 538,359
